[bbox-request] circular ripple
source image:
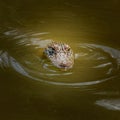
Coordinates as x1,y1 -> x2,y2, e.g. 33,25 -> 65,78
0,30 -> 120,87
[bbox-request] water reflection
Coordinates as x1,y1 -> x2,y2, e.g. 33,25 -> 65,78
0,29 -> 120,87
0,51 -> 9,68
96,99 -> 120,111
0,0 -> 120,119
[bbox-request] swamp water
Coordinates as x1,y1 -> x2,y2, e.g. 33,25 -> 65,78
0,0 -> 120,120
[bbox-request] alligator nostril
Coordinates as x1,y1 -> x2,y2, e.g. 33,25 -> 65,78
60,63 -> 67,68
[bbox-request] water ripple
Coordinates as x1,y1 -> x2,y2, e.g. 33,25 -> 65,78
0,30 -> 120,87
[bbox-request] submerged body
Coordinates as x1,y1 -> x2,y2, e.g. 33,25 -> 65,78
44,41 -> 74,70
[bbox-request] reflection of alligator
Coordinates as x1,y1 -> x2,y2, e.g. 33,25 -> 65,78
44,41 -> 74,70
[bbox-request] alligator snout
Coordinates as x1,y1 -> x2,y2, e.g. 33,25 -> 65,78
59,62 -> 73,69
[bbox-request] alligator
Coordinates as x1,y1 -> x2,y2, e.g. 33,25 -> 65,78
44,41 -> 74,70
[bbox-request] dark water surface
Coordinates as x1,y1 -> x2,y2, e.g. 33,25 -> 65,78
0,0 -> 120,120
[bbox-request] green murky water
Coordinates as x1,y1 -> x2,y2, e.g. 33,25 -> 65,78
0,0 -> 120,120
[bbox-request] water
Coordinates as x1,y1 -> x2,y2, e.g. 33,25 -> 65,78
0,0 -> 120,120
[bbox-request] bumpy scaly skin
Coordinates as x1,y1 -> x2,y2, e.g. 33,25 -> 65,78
44,42 -> 74,69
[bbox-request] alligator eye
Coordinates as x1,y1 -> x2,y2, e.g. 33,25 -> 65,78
67,48 -> 71,51
64,45 -> 71,52
48,47 -> 56,56
65,47 -> 70,52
